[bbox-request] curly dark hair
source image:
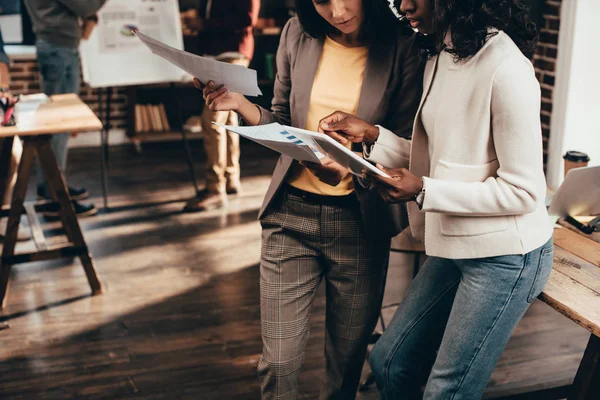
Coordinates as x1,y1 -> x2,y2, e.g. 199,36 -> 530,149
420,0 -> 538,60
296,0 -> 412,43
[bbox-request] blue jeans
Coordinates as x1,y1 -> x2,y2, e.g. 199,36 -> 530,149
35,39 -> 81,192
370,238 -> 554,400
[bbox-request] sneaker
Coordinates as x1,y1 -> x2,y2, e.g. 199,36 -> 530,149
43,200 -> 98,219
37,185 -> 89,201
183,190 -> 227,213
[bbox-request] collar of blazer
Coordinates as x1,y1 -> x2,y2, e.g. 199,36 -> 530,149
293,33 -> 398,134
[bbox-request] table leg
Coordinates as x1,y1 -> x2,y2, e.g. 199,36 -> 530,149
35,136 -> 102,296
0,139 -> 35,308
0,137 -> 15,208
569,334 -> 600,400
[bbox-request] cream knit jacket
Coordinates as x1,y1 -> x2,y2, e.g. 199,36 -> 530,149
366,31 -> 553,259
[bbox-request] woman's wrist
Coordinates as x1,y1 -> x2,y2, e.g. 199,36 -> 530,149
236,96 -> 261,126
364,124 -> 380,145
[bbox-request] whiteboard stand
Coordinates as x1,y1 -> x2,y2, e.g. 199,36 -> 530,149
78,0 -> 203,210
170,83 -> 202,197
96,83 -> 203,211
96,87 -> 112,210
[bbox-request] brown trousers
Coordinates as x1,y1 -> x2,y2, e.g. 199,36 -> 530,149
201,57 -> 250,194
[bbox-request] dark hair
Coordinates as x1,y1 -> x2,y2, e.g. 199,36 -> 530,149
295,0 -> 409,43
422,0 -> 538,60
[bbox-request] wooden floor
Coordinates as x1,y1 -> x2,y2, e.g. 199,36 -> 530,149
0,139 -> 591,399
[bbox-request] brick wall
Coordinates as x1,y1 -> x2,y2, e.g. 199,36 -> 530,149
532,0 -> 561,167
8,58 -> 129,130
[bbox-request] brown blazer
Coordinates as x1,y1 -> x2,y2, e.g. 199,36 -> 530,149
256,17 -> 424,239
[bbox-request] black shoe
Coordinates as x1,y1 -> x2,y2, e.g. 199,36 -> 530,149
43,200 -> 98,220
183,190 -> 227,213
226,184 -> 242,196
37,185 -> 89,201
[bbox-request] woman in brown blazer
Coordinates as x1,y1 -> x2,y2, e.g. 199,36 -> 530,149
197,0 -> 423,398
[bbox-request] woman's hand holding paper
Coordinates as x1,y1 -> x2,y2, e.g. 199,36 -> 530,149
194,78 -> 261,126
365,165 -> 423,203
195,78 -> 244,112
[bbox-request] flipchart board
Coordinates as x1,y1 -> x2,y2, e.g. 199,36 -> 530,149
80,0 -> 189,88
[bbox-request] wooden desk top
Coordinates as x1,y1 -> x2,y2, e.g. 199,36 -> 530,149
0,94 -> 102,138
540,221 -> 600,337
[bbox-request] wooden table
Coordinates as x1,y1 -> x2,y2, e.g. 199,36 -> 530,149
390,222 -> 600,400
531,219 -> 600,400
0,94 -> 103,309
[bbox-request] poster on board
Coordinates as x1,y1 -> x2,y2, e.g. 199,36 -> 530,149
0,0 -> 23,44
80,0 -> 189,88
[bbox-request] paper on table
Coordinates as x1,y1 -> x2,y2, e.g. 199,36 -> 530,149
15,93 -> 50,115
216,122 -> 390,178
214,123 -> 325,163
135,31 -> 262,97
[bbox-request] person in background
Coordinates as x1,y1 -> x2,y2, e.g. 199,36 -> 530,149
0,28 -> 29,241
182,0 -> 261,212
24,0 -> 107,218
319,0 -> 554,398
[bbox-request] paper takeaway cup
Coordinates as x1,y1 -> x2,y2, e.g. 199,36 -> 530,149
563,151 -> 590,177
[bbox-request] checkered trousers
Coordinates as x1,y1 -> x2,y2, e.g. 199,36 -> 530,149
257,188 -> 391,400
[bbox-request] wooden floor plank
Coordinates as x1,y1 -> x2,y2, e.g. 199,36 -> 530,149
0,142 -> 591,399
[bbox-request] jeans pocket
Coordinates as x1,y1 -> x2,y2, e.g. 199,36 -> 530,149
527,244 -> 554,303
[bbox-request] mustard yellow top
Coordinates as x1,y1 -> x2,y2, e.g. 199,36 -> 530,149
287,36 -> 368,196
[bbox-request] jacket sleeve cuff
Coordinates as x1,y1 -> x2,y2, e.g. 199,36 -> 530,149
256,105 -> 275,125
419,177 -> 443,213
362,126 -> 410,169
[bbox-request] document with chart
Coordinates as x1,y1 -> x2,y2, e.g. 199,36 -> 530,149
215,123 -> 390,178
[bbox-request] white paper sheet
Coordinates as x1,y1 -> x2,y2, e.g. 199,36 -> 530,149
214,123 -> 325,163
135,31 -> 262,97
216,122 -> 390,178
285,126 -> 391,178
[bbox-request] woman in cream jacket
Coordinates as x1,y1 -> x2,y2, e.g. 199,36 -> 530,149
319,0 -> 554,398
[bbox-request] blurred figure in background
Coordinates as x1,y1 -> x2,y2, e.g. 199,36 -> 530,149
24,0 -> 106,218
182,0 -> 261,212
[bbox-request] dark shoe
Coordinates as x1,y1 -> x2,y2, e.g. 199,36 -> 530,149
183,190 -> 227,213
37,185 -> 89,201
43,200 -> 98,219
226,184 -> 242,196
